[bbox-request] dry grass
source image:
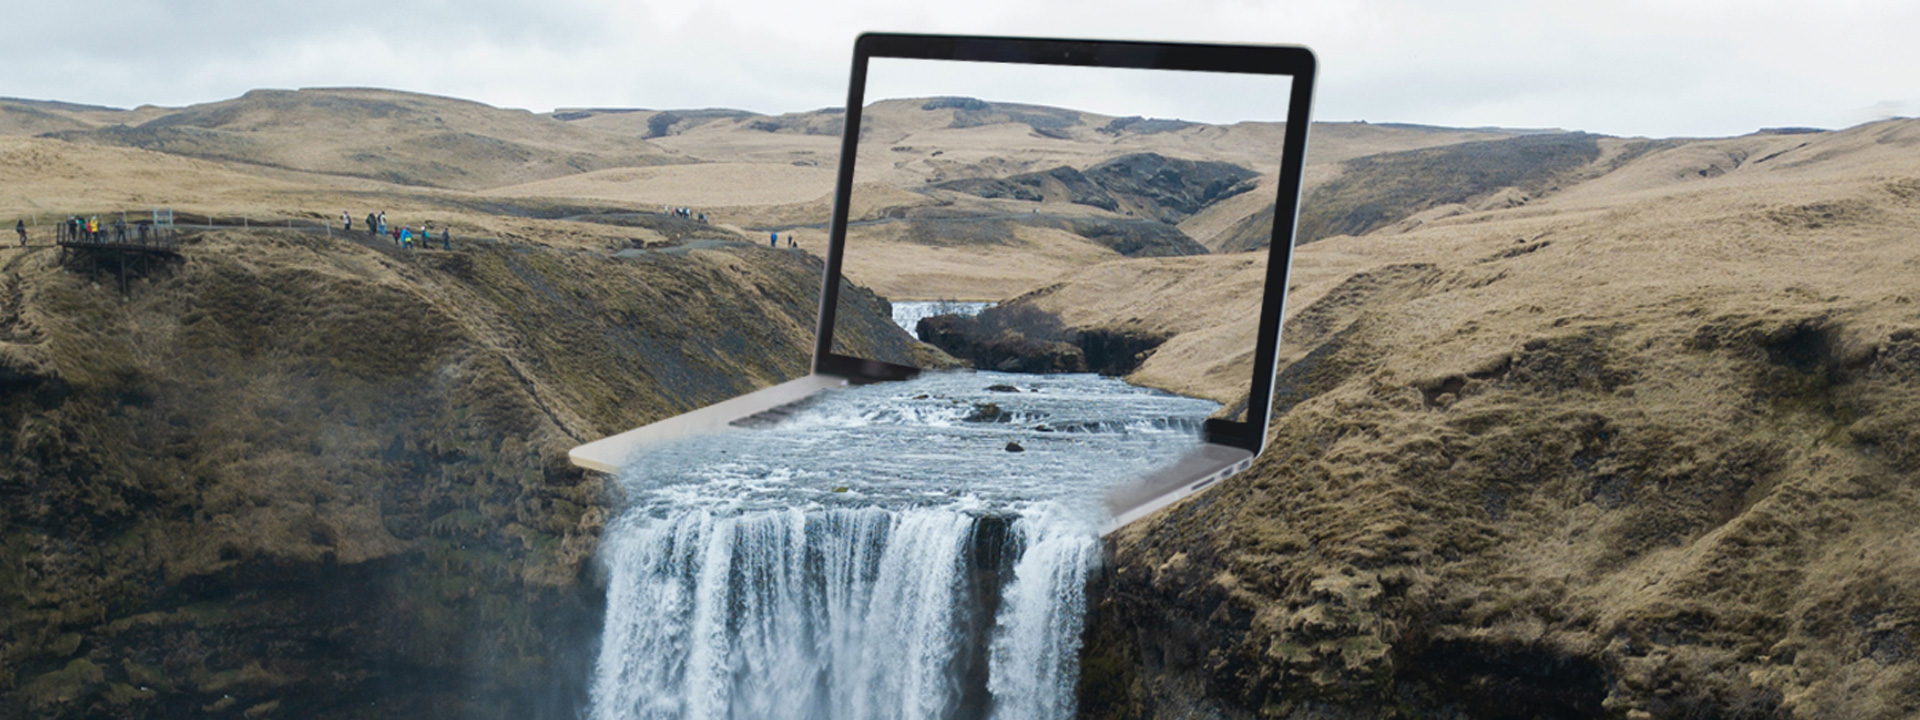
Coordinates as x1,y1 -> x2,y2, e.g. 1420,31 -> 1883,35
1082,118 -> 1920,719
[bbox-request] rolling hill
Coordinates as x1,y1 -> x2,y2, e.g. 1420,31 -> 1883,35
24,88 -> 681,191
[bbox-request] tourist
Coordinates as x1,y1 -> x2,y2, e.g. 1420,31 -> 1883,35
770,231 -> 778,248
421,227 -> 431,248
366,213 -> 377,236
442,227 -> 451,251
113,217 -> 127,243
401,226 -> 412,248
14,219 -> 25,247
390,225 -> 401,244
343,211 -> 352,232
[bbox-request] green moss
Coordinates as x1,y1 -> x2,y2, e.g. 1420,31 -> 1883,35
23,658 -> 105,709
103,682 -> 157,706
49,632 -> 83,657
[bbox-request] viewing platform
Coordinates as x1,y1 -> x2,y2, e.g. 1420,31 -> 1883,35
52,211 -> 185,294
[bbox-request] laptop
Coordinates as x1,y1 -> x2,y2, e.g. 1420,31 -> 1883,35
569,33 -> 1317,534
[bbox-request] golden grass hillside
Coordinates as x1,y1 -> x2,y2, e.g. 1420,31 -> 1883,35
1077,118 -> 1920,720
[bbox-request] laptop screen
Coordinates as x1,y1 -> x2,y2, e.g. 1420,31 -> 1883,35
824,44 -> 1303,432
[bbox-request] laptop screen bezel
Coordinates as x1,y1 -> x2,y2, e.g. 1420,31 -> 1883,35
814,32 -> 1317,454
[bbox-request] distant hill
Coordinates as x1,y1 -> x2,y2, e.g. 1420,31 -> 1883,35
0,99 -> 98,136
1215,132 -> 1628,251
18,88 -> 679,190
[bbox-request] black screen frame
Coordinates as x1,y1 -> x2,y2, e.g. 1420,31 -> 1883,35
814,32 -> 1317,453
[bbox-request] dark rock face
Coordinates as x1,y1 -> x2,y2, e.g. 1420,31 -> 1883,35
944,101 -> 1082,138
892,214 -> 1208,259
916,305 -> 1168,378
966,402 -> 1013,423
1053,217 -> 1210,258
1082,153 -> 1260,224
923,96 -> 992,112
1099,116 -> 1198,136
930,177 -> 1045,202
1045,166 -> 1121,212
931,152 -> 1258,227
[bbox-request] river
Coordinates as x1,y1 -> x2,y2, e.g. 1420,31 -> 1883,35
589,370 -> 1217,720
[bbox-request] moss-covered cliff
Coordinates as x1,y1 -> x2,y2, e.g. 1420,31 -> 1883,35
1083,307 -> 1920,720
0,230 -> 895,719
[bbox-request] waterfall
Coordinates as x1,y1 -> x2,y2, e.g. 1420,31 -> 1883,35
891,300 -> 995,337
987,508 -> 1102,720
589,506 -> 1100,720
588,371 -> 1215,720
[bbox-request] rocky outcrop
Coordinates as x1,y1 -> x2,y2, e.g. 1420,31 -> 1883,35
934,153 -> 1259,226
1082,154 -> 1260,225
916,304 -> 1169,377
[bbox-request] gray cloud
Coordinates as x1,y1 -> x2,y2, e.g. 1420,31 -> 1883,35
1,0 -> 1915,137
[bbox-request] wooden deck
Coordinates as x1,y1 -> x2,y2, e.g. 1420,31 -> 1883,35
56,234 -> 183,294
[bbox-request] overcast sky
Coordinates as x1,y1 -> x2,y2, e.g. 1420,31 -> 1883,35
2,0 -> 1914,138
866,58 -> 1299,126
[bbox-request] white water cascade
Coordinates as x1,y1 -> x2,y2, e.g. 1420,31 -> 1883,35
589,371 -> 1215,720
891,300 -> 996,337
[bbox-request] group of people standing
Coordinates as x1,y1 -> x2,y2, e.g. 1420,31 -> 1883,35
350,210 -> 451,251
665,206 -> 709,224
54,215 -> 153,245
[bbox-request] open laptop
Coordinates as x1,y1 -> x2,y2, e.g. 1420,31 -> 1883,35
569,33 -> 1317,533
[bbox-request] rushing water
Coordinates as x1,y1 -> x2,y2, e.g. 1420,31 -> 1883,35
591,370 -> 1216,720
891,301 -> 996,337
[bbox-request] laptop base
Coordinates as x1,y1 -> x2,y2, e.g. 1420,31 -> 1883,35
1103,443 -> 1255,535
567,373 -> 849,473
